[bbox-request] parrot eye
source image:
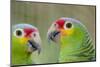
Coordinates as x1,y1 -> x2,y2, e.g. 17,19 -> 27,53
16,30 -> 22,36
14,28 -> 24,38
64,22 -> 73,29
66,23 -> 72,28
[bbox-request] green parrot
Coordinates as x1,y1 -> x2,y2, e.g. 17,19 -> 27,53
47,17 -> 95,63
12,24 -> 41,65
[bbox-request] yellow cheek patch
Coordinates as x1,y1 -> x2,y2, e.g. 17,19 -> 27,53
60,29 -> 74,36
19,37 -> 29,45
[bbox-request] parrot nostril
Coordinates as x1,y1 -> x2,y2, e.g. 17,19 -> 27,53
33,33 -> 36,37
54,24 -> 56,27
54,23 -> 58,28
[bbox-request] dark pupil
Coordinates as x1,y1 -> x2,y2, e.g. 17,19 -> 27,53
66,23 -> 72,28
16,30 -> 22,36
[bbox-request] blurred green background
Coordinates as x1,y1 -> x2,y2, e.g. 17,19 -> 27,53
11,0 -> 96,64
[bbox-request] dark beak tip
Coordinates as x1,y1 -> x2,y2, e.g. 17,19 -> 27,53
37,47 -> 41,54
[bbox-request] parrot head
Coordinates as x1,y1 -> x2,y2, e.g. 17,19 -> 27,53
47,17 -> 87,48
12,24 -> 41,55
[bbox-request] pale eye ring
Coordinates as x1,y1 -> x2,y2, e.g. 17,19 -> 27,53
13,28 -> 24,38
64,21 -> 73,29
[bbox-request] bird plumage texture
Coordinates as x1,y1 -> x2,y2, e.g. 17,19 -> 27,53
47,17 -> 95,62
12,24 -> 41,65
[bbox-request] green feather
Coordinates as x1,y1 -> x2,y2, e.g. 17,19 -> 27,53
59,20 -> 95,62
12,36 -> 32,65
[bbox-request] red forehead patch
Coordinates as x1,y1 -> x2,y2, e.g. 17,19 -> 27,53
24,28 -> 37,37
56,19 -> 65,28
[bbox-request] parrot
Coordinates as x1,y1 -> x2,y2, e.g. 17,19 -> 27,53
12,24 -> 41,65
47,17 -> 95,63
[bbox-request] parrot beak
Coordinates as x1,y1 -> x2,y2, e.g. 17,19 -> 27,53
24,30 -> 42,55
48,31 -> 60,42
47,23 -> 61,43
47,25 -> 60,43
27,40 -> 41,55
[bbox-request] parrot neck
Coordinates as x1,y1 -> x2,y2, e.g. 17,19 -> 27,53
59,30 -> 95,62
12,40 -> 32,65
12,49 -> 32,65
59,29 -> 88,62
58,22 -> 95,62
